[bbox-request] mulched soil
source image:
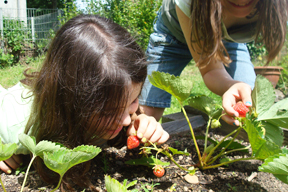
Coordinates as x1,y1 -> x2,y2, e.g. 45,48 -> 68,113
1,127 -> 288,192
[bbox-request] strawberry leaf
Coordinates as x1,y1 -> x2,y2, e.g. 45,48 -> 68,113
258,153 -> 288,184
0,138 -> 18,161
243,118 -> 281,159
43,145 -> 101,177
105,175 -> 130,192
148,71 -> 192,103
35,140 -> 65,159
125,156 -> 170,167
187,94 -> 222,118
168,147 -> 190,156
261,121 -> 284,147
252,75 -> 275,117
18,133 -> 36,154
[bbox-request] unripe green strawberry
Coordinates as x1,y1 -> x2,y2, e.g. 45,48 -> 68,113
233,102 -> 249,118
211,119 -> 221,128
153,165 -> 165,178
127,135 -> 140,149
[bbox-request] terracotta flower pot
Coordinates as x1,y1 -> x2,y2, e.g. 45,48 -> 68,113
254,66 -> 283,88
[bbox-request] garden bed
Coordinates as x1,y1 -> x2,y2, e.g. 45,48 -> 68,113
1,125 -> 288,192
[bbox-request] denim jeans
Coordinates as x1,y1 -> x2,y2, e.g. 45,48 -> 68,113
139,11 -> 256,108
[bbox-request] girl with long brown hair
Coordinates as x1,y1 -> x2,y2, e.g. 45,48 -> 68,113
0,14 -> 169,190
140,0 -> 288,126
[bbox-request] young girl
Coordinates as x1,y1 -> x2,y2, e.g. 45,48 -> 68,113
139,0 -> 288,126
0,14 -> 169,190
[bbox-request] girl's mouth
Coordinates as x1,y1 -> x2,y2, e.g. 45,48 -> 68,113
227,0 -> 254,7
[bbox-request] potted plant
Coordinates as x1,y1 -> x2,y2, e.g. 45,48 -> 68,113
254,66 -> 283,88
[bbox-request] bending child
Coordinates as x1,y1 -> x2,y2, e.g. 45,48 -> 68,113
139,0 -> 288,126
0,14 -> 169,190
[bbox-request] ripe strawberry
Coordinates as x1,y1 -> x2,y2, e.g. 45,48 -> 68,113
127,135 -> 140,149
153,165 -> 165,178
233,102 -> 249,118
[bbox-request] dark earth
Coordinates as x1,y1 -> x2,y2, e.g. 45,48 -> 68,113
1,125 -> 288,192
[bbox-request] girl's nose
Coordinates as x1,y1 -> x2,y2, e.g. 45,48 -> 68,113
121,111 -> 131,127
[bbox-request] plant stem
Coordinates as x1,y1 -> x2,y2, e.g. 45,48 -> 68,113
51,175 -> 63,192
164,152 -> 192,172
202,157 -> 256,169
207,126 -> 242,165
20,155 -> 36,192
204,117 -> 212,153
181,106 -> 202,166
205,126 -> 241,165
0,176 -> 7,192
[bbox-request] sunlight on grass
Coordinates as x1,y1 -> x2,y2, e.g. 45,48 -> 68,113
0,57 -> 44,88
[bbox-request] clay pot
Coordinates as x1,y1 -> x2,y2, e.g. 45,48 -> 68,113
254,66 -> 283,88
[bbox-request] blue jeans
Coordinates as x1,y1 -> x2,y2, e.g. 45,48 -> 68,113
139,11 -> 256,108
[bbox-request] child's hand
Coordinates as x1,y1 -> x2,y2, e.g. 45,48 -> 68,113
222,82 -> 252,126
0,155 -> 22,174
127,114 -> 169,144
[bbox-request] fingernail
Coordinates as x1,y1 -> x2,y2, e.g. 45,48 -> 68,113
233,122 -> 236,126
138,133 -> 143,138
245,101 -> 252,106
7,169 -> 11,174
141,137 -> 147,143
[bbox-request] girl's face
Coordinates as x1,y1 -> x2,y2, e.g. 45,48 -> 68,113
101,83 -> 142,140
221,0 -> 259,18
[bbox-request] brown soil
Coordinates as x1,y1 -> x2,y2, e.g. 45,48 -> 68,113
1,127 -> 288,192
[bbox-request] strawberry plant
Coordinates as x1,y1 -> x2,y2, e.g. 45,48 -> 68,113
127,72 -> 288,184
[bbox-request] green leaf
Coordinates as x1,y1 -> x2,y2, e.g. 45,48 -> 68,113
257,98 -> 288,128
259,153 -> 288,184
0,138 -> 18,161
252,75 -> 275,117
125,156 -> 170,167
43,145 -> 101,177
168,147 -> 190,156
261,121 -> 284,147
105,175 -> 130,192
35,140 -> 65,159
148,71 -> 192,103
125,180 -> 137,189
18,133 -> 36,154
187,94 -> 222,118
282,147 -> 288,154
243,118 -> 281,159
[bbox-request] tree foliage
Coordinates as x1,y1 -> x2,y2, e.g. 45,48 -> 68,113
27,0 -> 73,9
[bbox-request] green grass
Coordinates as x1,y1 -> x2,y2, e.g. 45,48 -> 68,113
0,57 -> 43,88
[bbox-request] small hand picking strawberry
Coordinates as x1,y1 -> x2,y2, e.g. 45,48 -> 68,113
127,135 -> 140,149
153,165 -> 165,178
233,102 -> 249,118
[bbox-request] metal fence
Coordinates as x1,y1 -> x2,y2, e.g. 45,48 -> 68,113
0,8 -> 62,45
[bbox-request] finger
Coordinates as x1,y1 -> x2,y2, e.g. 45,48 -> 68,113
141,120 -> 158,143
238,85 -> 252,107
148,123 -> 163,143
126,124 -> 137,136
156,130 -> 170,144
0,161 -> 12,174
4,157 -> 21,170
221,114 -> 239,126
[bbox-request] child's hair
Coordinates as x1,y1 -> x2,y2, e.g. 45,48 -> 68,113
190,0 -> 288,68
23,14 -> 147,190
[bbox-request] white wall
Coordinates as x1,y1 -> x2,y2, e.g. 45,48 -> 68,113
0,0 -> 27,19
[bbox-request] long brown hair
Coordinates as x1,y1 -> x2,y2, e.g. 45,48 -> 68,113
190,0 -> 288,67
24,14 -> 147,190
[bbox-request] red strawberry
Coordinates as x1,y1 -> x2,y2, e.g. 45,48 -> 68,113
127,135 -> 140,149
153,165 -> 165,178
233,102 -> 249,117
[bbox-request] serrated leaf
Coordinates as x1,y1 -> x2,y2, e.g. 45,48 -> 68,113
0,138 -> 18,161
282,147 -> 288,154
252,75 -> 275,117
125,156 -> 170,167
148,71 -> 192,103
261,121 -> 284,147
168,147 -> 190,156
187,94 -> 222,118
35,140 -> 64,159
257,98 -> 288,128
105,175 -> 129,192
18,133 -> 36,154
259,153 -> 288,184
43,146 -> 101,177
243,118 -> 281,159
